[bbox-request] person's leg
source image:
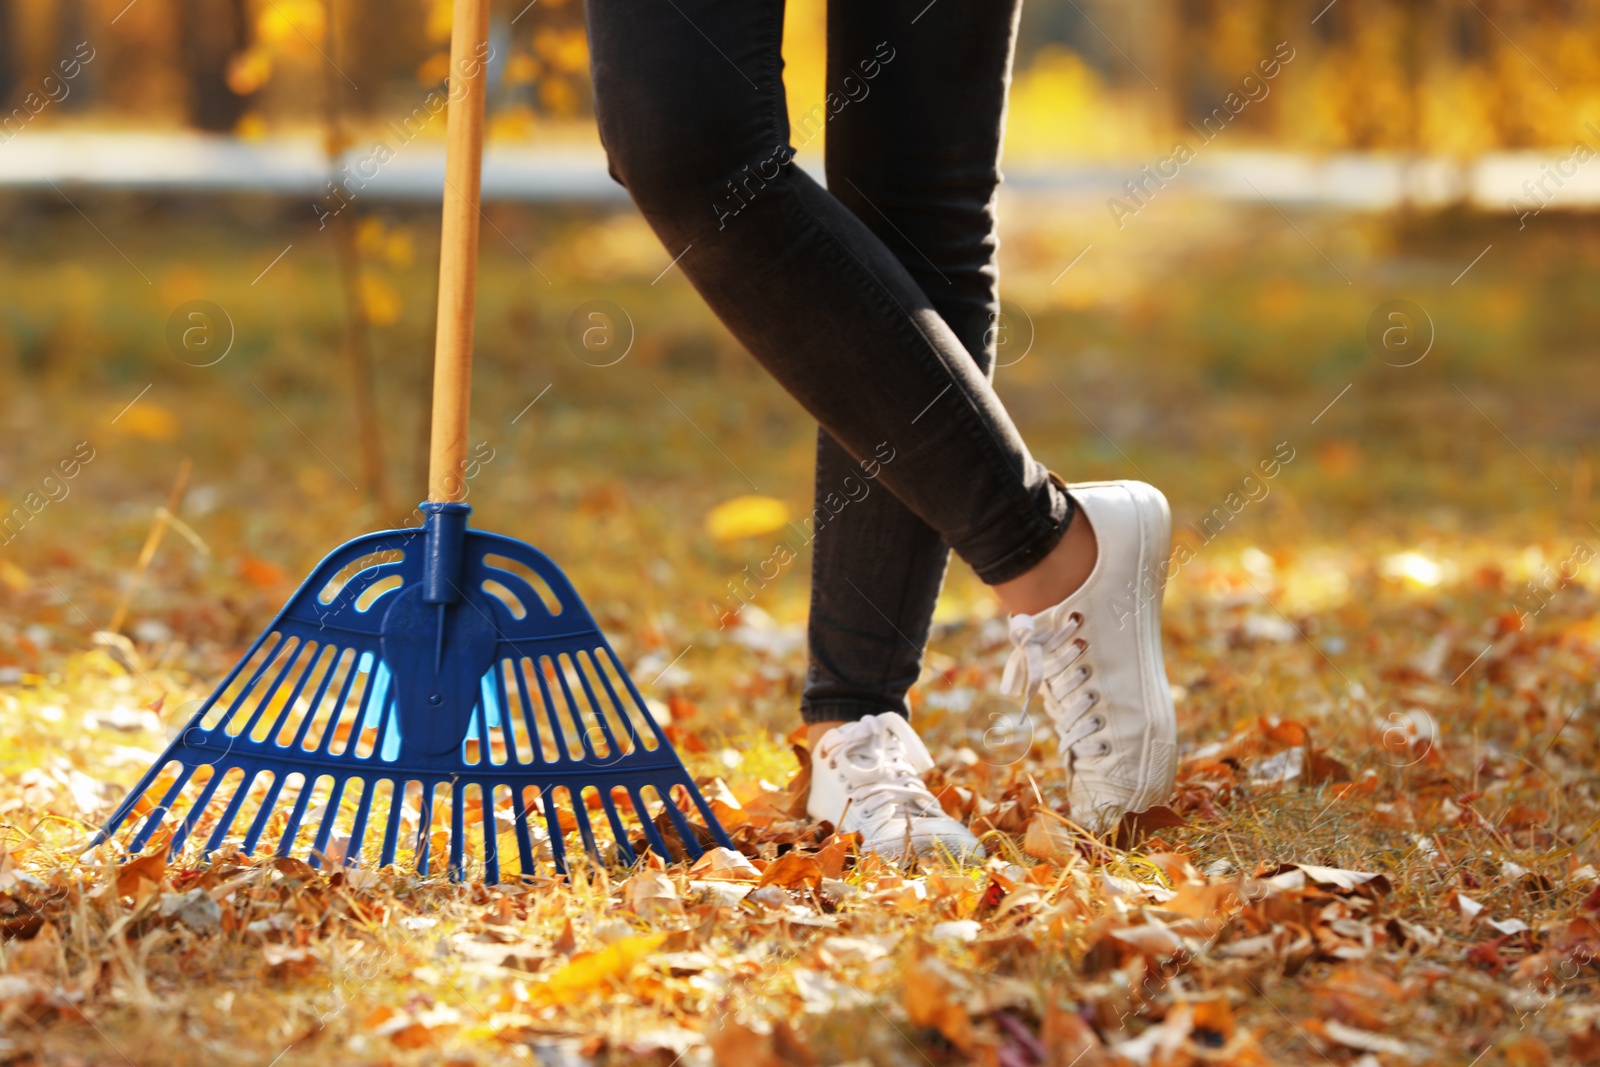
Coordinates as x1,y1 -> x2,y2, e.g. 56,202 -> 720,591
802,0 -> 1027,735
585,0 -> 1171,843
585,0 -> 1072,593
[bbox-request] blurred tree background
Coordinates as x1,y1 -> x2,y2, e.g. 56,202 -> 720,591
2,0 -> 1597,156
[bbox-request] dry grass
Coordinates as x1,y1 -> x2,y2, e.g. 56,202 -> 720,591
2,198 -> 1599,1065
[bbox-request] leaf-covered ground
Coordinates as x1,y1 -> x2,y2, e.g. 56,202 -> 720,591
2,196 -> 1598,1065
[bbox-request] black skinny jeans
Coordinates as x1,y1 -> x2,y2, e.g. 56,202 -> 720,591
586,0 -> 1072,723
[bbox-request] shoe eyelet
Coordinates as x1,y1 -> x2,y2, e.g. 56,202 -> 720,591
1091,714 -> 1106,731
1086,690 -> 1100,707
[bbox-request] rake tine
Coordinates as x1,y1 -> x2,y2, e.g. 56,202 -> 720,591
304,647 -> 363,755
510,785 -> 536,878
630,785 -> 672,860
571,653 -> 626,759
480,674 -> 505,759
470,685 -> 493,768
241,772 -> 289,856
233,637 -> 309,744
316,648 -> 368,757
448,781 -> 467,880
496,659 -> 529,766
378,780 -> 407,868
656,783 -> 706,862
416,781 -> 436,876
568,787 -> 601,864
284,645 -> 344,751
307,775 -> 352,869
550,660 -> 607,764
210,632 -> 287,733
168,768 -> 226,857
204,769 -> 261,855
376,679 -> 402,762
599,789 -> 635,866
481,784 -> 500,884
684,775 -> 735,851
127,763 -> 197,855
609,646 -> 672,749
528,657 -> 571,762
344,776 -> 377,867
585,646 -> 646,755
540,786 -> 569,875
95,750 -> 173,847
351,656 -> 393,756
271,641 -> 335,748
275,774 -> 318,857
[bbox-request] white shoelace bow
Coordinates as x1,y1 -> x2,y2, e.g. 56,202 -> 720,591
824,717 -> 940,823
1000,611 -> 1104,754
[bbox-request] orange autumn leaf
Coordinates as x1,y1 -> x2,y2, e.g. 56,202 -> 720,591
756,851 -> 823,894
904,959 -> 976,1052
532,932 -> 665,1005
238,556 -> 288,588
115,850 -> 167,904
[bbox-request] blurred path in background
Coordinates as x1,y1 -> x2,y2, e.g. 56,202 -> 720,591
4,131 -> 1599,211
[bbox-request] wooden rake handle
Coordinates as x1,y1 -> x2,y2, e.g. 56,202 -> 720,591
428,0 -> 492,503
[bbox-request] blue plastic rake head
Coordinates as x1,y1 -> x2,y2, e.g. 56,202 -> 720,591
96,503 -> 733,880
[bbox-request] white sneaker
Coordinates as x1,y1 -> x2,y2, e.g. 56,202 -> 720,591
805,713 -> 982,861
1001,480 -> 1177,833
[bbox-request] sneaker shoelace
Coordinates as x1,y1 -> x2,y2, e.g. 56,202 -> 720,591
822,722 -> 941,825
1001,611 -> 1106,756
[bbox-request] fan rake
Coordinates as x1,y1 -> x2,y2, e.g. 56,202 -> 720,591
97,506 -> 731,879
95,0 -> 731,880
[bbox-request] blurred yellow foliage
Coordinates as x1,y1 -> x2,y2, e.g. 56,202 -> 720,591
416,51 -> 451,87
1004,48 -> 1160,159
226,47 -> 273,96
489,106 -> 539,142
357,218 -> 414,269
505,52 -> 541,87
235,112 -> 270,140
533,28 -> 590,75
425,0 -> 453,44
706,496 -> 791,542
783,0 -> 826,162
533,933 -> 666,1006
255,0 -> 326,52
112,403 -> 180,442
359,273 -> 402,327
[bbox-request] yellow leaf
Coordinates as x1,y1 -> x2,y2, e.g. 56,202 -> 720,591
0,559 -> 31,592
256,1 -> 325,51
534,933 -> 664,1005
359,274 -> 402,327
705,496 -> 789,542
356,216 -> 388,257
424,0 -> 453,43
505,53 -> 541,86
226,47 -> 272,95
112,403 -> 179,441
234,112 -> 269,141
416,51 -> 451,87
385,231 -> 415,269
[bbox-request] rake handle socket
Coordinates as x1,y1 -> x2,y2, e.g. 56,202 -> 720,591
421,501 -> 471,605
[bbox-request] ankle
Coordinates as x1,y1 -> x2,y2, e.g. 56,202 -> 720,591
992,497 -> 1097,615
806,720 -> 847,754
